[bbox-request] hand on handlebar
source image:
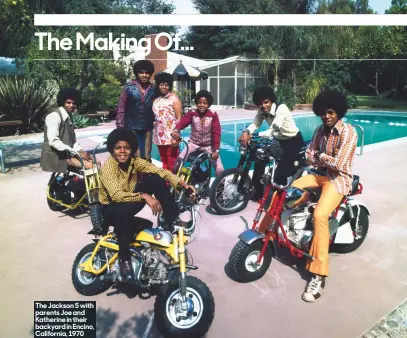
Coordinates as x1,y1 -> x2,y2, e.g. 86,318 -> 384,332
238,131 -> 251,147
171,130 -> 181,141
179,181 -> 196,196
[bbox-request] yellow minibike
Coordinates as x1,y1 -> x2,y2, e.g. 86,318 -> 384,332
46,140 -> 104,230
71,188 -> 215,338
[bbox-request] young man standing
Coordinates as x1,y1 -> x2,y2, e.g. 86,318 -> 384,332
116,60 -> 157,161
238,86 -> 304,200
40,88 -> 94,173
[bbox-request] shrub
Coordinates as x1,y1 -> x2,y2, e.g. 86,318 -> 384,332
71,113 -> 99,129
0,76 -> 57,134
276,80 -> 299,111
347,93 -> 358,109
303,75 -> 327,104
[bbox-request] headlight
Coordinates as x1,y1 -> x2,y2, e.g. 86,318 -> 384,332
256,147 -> 267,160
239,145 -> 247,155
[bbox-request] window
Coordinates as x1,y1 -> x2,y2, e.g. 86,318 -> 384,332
237,78 -> 245,105
200,79 -> 208,91
237,61 -> 246,76
210,78 -> 218,105
219,61 -> 235,77
205,66 -> 218,77
219,78 -> 235,106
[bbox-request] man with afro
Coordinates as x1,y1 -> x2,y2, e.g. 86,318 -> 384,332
290,89 -> 358,302
116,59 -> 156,161
239,86 -> 304,200
40,87 -> 95,173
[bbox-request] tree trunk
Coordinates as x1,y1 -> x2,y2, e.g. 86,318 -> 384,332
395,71 -> 399,99
292,65 -> 297,93
375,70 -> 379,98
274,62 -> 279,92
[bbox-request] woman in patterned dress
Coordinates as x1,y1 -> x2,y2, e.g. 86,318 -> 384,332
152,72 -> 182,172
171,90 -> 224,176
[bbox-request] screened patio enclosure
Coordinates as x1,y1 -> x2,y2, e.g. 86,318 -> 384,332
197,57 -> 269,108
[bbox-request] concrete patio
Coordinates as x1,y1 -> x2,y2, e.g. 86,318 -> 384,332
1,116 -> 407,338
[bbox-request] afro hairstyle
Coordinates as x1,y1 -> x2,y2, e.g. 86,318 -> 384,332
252,86 -> 276,106
312,89 -> 348,119
133,60 -> 155,76
107,128 -> 139,155
155,72 -> 174,92
194,89 -> 213,107
57,88 -> 82,107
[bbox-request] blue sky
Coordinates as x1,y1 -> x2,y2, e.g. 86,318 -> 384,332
172,0 -> 392,14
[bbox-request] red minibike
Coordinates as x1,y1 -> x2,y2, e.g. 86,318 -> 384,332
228,162 -> 370,283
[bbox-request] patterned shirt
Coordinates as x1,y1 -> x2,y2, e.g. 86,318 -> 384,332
44,107 -> 82,152
152,92 -> 180,145
99,155 -> 183,205
306,119 -> 358,195
175,109 -> 221,151
246,103 -> 299,140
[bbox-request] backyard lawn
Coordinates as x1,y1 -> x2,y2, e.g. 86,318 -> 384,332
356,95 -> 407,110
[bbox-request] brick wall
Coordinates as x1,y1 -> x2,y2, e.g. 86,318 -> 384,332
145,34 -> 168,80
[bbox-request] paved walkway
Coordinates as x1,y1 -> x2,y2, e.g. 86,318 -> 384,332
1,130 -> 407,337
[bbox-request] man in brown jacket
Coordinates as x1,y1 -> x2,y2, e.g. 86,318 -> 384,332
40,88 -> 94,173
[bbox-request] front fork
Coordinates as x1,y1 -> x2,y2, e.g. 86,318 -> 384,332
174,227 -> 189,312
236,160 -> 253,194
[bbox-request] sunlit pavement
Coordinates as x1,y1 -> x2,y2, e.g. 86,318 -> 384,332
1,134 -> 407,337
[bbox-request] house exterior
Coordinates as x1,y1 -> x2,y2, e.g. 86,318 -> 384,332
114,34 -> 269,109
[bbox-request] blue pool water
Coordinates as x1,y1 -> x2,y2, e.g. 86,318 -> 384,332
150,111 -> 407,171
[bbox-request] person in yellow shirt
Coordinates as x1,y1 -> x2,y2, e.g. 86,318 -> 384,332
99,128 -> 195,280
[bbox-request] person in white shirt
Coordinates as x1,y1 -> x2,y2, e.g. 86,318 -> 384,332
40,88 -> 96,173
238,86 -> 304,200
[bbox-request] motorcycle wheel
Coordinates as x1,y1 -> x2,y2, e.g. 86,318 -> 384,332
89,203 -> 105,235
209,168 -> 252,215
229,240 -> 273,283
47,180 -> 65,211
71,243 -> 112,296
330,207 -> 369,254
154,276 -> 215,338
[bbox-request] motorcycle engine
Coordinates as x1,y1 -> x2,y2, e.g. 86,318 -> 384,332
279,207 -> 314,251
192,163 -> 210,184
141,249 -> 168,284
112,250 -> 142,283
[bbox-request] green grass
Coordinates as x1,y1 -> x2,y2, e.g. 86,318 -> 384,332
356,95 -> 407,111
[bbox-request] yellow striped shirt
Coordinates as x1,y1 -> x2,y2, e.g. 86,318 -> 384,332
99,155 -> 182,204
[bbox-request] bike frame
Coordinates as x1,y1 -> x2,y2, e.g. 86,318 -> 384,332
252,168 -> 364,265
174,138 -> 212,201
234,136 -> 274,192
79,226 -> 190,275
46,143 -> 103,209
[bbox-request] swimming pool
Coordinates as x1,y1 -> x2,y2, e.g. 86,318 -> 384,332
150,111 -> 407,171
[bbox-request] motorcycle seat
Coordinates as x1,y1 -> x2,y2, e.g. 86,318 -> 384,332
350,175 -> 360,195
186,150 -> 210,164
67,166 -> 84,175
304,175 -> 361,202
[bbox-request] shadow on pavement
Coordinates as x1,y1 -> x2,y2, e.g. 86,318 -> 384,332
223,262 -> 241,283
223,244 -> 312,284
205,204 -> 218,216
106,283 -> 160,300
273,246 -> 312,283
